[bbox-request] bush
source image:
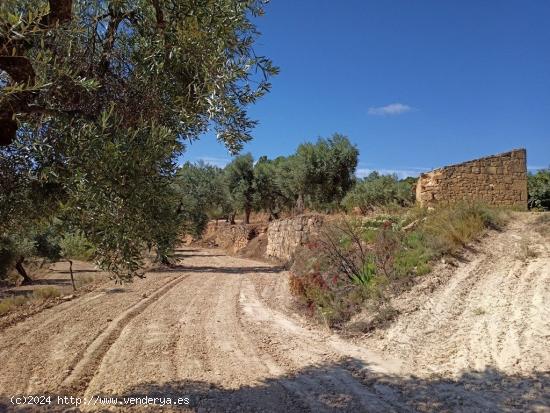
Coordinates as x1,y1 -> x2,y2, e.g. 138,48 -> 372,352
421,203 -> 504,255
394,231 -> 434,277
528,169 -> 550,210
59,232 -> 96,261
289,202 -> 505,329
342,172 -> 414,214
33,226 -> 62,261
0,235 -> 36,280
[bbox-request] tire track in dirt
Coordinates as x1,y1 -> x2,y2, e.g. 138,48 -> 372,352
81,271 -> 221,399
0,273 -> 183,395
366,212 -> 550,377
61,273 -> 192,393
2,214 -> 548,412
237,274 -> 406,412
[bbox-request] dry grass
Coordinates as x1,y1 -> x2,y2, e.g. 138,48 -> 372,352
0,295 -> 28,315
422,203 -> 505,254
75,275 -> 95,289
0,286 -> 61,316
289,203 -> 507,329
32,286 -> 61,300
534,213 -> 550,239
473,307 -> 487,316
516,238 -> 538,260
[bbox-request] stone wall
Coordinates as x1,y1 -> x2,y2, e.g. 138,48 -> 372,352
416,149 -> 528,209
266,214 -> 324,262
203,221 -> 267,254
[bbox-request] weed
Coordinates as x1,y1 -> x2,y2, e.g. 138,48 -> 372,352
534,213 -> 550,238
0,295 -> 28,315
517,238 -> 538,260
473,307 -> 486,316
75,275 -> 95,289
289,202 -> 507,330
32,287 -> 61,300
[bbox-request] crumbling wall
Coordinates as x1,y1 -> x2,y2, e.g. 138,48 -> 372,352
416,149 -> 528,209
203,222 -> 267,254
266,215 -> 324,262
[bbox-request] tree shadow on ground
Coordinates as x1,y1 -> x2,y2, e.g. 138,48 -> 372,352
149,265 -> 286,275
3,359 -> 545,412
121,361 -> 548,412
172,253 -> 227,258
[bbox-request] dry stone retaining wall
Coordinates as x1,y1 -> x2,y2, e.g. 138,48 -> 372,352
416,149 -> 528,209
203,221 -> 267,254
266,215 -> 324,262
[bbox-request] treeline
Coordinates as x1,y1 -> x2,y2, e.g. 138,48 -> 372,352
175,134 -> 417,235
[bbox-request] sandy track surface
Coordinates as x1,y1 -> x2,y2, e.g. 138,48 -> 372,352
0,213 -> 548,412
366,213 -> 550,375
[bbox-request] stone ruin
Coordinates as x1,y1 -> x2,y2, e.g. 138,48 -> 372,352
416,149 -> 528,209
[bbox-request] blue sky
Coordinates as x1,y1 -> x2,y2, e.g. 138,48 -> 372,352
182,1 -> 550,178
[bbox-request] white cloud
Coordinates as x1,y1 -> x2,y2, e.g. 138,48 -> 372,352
368,103 -> 414,116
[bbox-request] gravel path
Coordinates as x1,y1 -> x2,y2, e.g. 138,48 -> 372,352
0,213 -> 548,412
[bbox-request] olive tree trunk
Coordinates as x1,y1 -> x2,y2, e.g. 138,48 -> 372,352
15,256 -> 33,285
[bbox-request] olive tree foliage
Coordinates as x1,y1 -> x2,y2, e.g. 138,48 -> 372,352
290,134 -> 359,212
174,161 -> 230,235
528,169 -> 550,210
342,172 -> 415,213
225,154 -> 255,224
0,0 -> 277,281
252,156 -> 290,220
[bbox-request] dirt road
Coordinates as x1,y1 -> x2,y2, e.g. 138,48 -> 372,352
0,249 -> 404,412
0,213 -> 548,412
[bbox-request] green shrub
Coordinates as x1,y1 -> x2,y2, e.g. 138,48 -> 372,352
289,202 -> 506,329
342,172 -> 414,213
528,169 -> 550,210
59,232 -> 96,261
33,228 -> 62,261
0,236 -> 36,280
394,231 -> 434,277
350,261 -> 377,287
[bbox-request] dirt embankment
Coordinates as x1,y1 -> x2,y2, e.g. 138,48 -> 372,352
364,212 -> 550,380
0,212 -> 548,412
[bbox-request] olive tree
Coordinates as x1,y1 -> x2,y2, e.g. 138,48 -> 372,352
0,0 -> 277,280
225,154 -> 255,224
291,134 -> 359,212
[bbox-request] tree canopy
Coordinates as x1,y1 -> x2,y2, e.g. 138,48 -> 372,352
172,134 -> 360,225
0,0 -> 277,281
225,154 -> 256,224
342,172 -> 415,214
528,169 -> 550,210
